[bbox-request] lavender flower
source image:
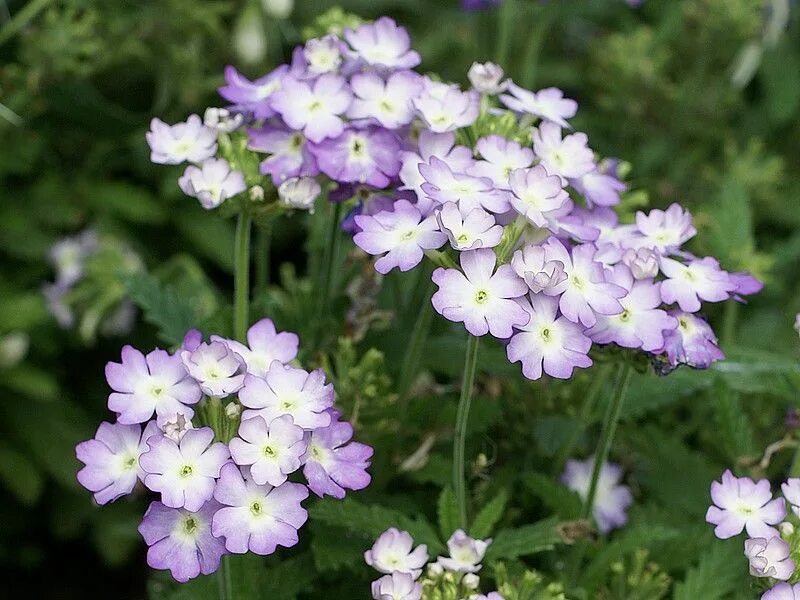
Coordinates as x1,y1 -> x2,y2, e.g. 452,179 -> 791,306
302,35 -> 344,76
212,463 -> 308,555
218,65 -> 287,119
364,528 -> 429,577
500,84 -> 578,128
138,500 -> 226,582
76,421 -> 158,504
139,427 -> 230,511
214,318 -> 299,379
572,169 -> 626,208
371,572 -> 422,600
278,176 -> 321,212
436,203 -> 503,251
745,536 -> 795,580
106,346 -> 201,425
414,79 -> 480,133
239,365 -> 334,430
660,257 -> 735,313
562,457 -> 633,533
635,203 -> 696,253
763,583 -> 800,600
473,135 -> 534,189
399,130 -> 473,208
180,341 -> 246,397
311,127 -> 402,188
229,415 -> 306,487
345,17 -> 421,71
533,121 -> 595,180
508,165 -> 569,226
468,62 -> 507,95
507,293 -> 593,380
48,230 -> 97,287
782,479 -> 800,517
269,74 -> 352,143
622,247 -> 659,280
436,530 -> 491,573
705,470 -> 785,539
303,412 -> 373,498
658,311 -> 725,370
431,248 -> 529,338
348,71 -> 422,129
247,125 -> 319,184
419,156 -> 509,214
146,115 -> 217,165
353,199 -> 446,274
178,158 -> 247,209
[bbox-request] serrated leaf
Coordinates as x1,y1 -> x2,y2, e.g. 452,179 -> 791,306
522,473 -> 582,520
485,517 -> 561,561
673,541 -> 747,600
123,272 -> 200,346
437,487 -> 460,540
309,497 -> 444,553
470,489 -> 508,539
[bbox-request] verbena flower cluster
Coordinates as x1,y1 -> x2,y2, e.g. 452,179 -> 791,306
562,456 -> 633,533
76,318 -> 372,582
365,527 -> 501,600
706,470 -> 800,599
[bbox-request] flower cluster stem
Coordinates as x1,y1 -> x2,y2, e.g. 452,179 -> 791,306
233,211 -> 252,343
316,202 -> 342,330
454,334 -> 481,529
397,277 -> 437,410
255,224 -> 271,296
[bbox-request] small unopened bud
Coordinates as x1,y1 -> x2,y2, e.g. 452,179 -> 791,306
0,331 -> 29,368
427,562 -> 444,577
462,573 -> 480,590
622,247 -> 659,280
261,0 -> 293,19
304,35 -> 342,75
204,107 -> 244,133
225,401 -> 242,419
162,413 -> 193,442
467,62 -> 508,95
780,521 -> 795,537
249,185 -> 265,202
278,176 -> 321,213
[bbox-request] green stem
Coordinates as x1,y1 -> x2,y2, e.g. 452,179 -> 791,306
520,6 -> 555,89
254,224 -> 271,296
722,298 -> 739,349
494,0 -> 515,67
233,211 -> 252,343
0,0 -> 53,47
397,281 -> 436,408
316,202 -> 342,326
453,335 -> 481,529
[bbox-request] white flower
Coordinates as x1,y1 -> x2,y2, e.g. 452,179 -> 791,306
745,536 -> 795,580
467,62 -> 507,94
229,415 -> 306,487
146,115 -> 217,165
278,176 -> 321,212
436,529 -> 491,573
370,572 -> 422,600
178,158 -> 247,210
364,528 -> 429,578
622,247 -> 659,279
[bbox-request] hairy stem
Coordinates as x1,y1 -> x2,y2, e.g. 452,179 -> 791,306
233,211 -> 252,342
454,335 -> 481,529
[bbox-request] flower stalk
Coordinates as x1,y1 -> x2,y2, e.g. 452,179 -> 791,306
233,211 -> 252,342
453,334 -> 481,529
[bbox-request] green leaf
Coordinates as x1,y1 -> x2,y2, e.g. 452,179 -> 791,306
712,379 -> 755,462
309,497 -> 444,553
83,181 -> 168,224
123,272 -> 201,346
310,522 -> 370,572
485,517 -> 562,561
437,487 -> 460,540
470,489 -> 509,539
673,541 -> 747,600
620,369 -> 713,421
522,473 -> 582,520
0,446 -> 44,504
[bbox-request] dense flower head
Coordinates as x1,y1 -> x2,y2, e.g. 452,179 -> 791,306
562,457 -> 633,533
77,320 -> 371,582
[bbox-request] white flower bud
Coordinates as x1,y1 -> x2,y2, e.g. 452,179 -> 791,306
278,176 -> 321,213
780,521 -> 795,537
0,331 -> 29,368
468,62 -> 508,95
462,573 -> 480,590
622,247 -> 659,280
261,0 -> 293,19
203,107 -> 244,133
249,185 -> 265,202
234,7 -> 267,65
225,401 -> 242,419
162,413 -> 193,443
427,562 -> 444,577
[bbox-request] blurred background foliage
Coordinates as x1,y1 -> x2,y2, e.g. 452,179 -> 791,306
1,0 -> 799,598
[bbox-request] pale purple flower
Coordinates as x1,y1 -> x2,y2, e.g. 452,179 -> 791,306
468,62 -> 507,95
562,457 -> 633,533
586,265 -> 677,352
436,529 -> 491,573
782,479 -> 800,518
436,203 -> 503,251
473,135 -> 534,189
533,122 -> 595,181
229,415 -> 306,487
622,247 -> 659,279
138,500 -> 226,582
269,74 -> 352,143
365,528 -> 429,578
420,157 -> 510,214
311,127 -> 401,188
218,65 -> 287,119
371,572 -> 422,600
278,176 -> 321,212
303,412 -> 373,498
212,462 -> 308,555
635,203 -> 696,253
353,199 -> 446,274
43,282 -> 74,328
500,84 -> 578,128
413,79 -> 480,133
213,318 -> 299,378
572,206 -> 639,263
511,244 -> 568,294
660,256 -> 736,313
342,193 -> 397,234
49,229 -> 97,287
161,413 -> 194,443
431,248 -> 529,338
764,583 -> 800,600
730,272 -> 764,301
302,35 -> 344,75
658,311 -> 724,369
462,0 -> 503,10
745,536 -> 795,580
571,169 -> 626,208
178,158 -> 247,210
239,366 -> 334,430
705,469 -> 785,539
508,165 -> 570,226
399,130 -> 473,208
348,71 -> 422,129
345,17 -> 421,70
76,421 -> 159,504
139,427 -> 230,512
507,293 -> 592,380
247,125 -> 319,184
540,238 -> 626,327
106,345 -> 201,425
146,115 -> 217,165
473,594 -> 504,600
180,341 -> 245,397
